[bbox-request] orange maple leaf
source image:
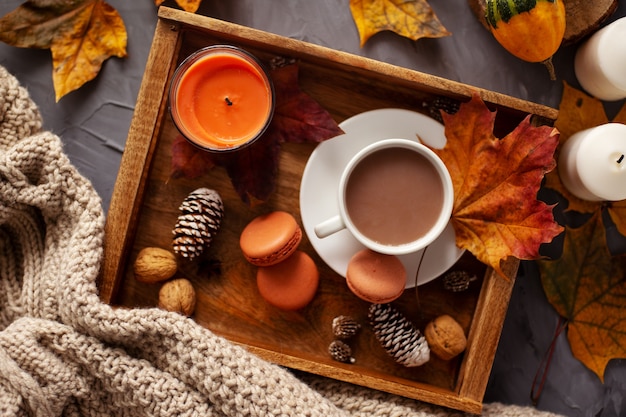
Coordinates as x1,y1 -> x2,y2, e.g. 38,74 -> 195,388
538,211 -> 626,382
432,93 -> 563,278
155,0 -> 202,13
349,0 -> 450,47
0,0 -> 127,101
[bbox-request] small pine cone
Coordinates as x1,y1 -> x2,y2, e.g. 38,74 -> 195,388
368,303 -> 430,367
332,315 -> 361,339
425,96 -> 460,123
328,340 -> 355,364
172,188 -> 224,259
442,270 -> 477,292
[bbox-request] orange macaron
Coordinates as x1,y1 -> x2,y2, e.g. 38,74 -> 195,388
256,250 -> 319,310
346,249 -> 406,303
239,211 -> 302,266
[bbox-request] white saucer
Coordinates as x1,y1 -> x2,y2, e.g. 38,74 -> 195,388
299,108 -> 465,287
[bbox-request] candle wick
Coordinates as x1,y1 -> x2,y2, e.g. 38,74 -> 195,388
225,97 -> 233,106
618,154 -> 625,164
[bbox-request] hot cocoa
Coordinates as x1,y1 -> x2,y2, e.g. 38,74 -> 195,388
344,147 -> 444,246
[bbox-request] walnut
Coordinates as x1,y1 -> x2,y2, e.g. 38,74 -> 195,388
133,247 -> 177,283
424,315 -> 467,361
158,278 -> 196,316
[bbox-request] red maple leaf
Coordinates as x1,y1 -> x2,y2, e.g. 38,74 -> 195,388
432,93 -> 564,278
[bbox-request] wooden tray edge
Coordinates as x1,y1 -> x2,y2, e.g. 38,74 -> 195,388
157,7 -> 559,122
243,343 -> 483,414
99,18 -> 181,303
458,258 -> 519,401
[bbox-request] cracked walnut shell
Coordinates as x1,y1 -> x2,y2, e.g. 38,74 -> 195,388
424,314 -> 467,361
158,278 -> 196,316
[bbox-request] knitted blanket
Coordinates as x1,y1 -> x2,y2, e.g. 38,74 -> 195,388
0,64 -> 564,417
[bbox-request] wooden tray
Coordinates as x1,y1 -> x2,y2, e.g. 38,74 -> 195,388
99,7 -> 558,414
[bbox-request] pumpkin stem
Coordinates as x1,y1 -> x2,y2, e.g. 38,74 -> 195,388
542,57 -> 556,80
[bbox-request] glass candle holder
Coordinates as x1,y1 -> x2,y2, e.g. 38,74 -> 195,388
169,45 -> 275,152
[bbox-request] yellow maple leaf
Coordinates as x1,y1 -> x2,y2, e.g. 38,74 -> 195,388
155,0 -> 202,13
544,83 -> 626,236
544,83 -> 609,214
608,202 -> 626,238
539,83 -> 626,381
538,211 -> 626,382
0,0 -> 127,101
609,100 -> 626,237
349,0 -> 450,47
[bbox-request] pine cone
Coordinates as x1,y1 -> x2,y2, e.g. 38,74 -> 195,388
328,340 -> 355,364
172,188 -> 224,259
442,270 -> 477,292
368,303 -> 430,367
332,315 -> 361,339
425,96 -> 460,123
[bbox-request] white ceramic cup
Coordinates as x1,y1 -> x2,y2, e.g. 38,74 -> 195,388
314,138 -> 454,255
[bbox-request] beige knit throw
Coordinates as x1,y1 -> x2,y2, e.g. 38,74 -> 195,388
0,64 -> 565,417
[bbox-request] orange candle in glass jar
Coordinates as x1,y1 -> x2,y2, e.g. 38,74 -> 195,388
170,46 -> 275,152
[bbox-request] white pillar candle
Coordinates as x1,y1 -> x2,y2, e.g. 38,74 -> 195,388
574,17 -> 626,101
558,123 -> 626,201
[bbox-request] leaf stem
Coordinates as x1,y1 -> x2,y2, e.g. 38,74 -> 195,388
541,57 -> 556,81
530,316 -> 567,405
413,245 -> 428,313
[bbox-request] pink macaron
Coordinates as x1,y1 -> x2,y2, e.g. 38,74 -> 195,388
346,249 -> 406,303
239,211 -> 302,266
256,250 -> 319,310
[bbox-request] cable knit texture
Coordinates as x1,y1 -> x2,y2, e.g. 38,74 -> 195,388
0,64 -> 565,417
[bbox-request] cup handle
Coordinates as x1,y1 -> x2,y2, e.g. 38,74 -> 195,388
314,215 -> 346,239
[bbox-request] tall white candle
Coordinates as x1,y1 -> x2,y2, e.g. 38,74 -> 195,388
574,17 -> 626,101
558,123 -> 626,201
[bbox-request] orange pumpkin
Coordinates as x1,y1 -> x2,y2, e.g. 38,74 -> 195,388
485,0 -> 566,64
